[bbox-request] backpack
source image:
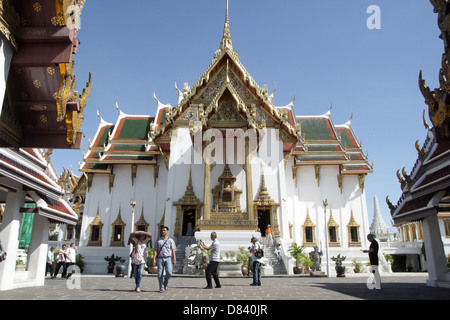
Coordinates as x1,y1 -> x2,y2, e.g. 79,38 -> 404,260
255,244 -> 264,258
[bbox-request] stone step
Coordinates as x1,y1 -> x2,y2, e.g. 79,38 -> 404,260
173,237 -> 196,274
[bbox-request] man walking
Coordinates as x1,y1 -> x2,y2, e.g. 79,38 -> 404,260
65,243 -> 76,279
249,237 -> 262,286
153,226 -> 176,293
265,224 -> 273,247
363,233 -> 381,289
46,246 -> 55,278
200,232 -> 221,289
54,244 -> 67,279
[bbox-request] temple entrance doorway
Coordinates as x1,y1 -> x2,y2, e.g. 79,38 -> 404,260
182,207 -> 196,236
257,208 -> 271,236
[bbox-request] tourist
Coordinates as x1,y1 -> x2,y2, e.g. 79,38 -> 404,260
0,239 -> 7,263
274,242 -> 281,264
65,243 -> 76,279
153,226 -> 176,293
363,233 -> 381,289
265,224 -> 273,247
128,231 -> 152,293
185,222 -> 194,236
200,232 -> 221,289
54,244 -> 67,279
249,237 -> 262,286
46,246 -> 55,278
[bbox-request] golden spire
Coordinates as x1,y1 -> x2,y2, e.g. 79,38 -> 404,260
220,0 -> 233,51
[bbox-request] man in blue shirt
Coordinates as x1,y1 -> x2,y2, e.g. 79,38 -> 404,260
153,226 -> 176,293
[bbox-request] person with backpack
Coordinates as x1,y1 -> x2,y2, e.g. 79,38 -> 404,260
249,237 -> 262,286
153,226 -> 176,293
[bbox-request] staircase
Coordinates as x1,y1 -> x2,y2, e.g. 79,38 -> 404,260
173,236 -> 196,274
262,243 -> 287,275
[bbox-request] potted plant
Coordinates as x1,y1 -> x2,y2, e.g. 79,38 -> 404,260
75,253 -> 85,273
104,254 -> 121,273
331,254 -> 346,277
146,248 -> 158,274
351,258 -> 362,273
301,254 -> 314,275
237,246 -> 251,276
115,259 -> 126,277
288,243 -> 305,274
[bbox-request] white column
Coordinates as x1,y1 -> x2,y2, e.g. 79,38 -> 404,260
0,189 -> 26,291
26,214 -> 50,286
422,214 -> 450,287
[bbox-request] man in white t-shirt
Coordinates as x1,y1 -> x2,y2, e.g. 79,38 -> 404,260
54,244 -> 67,278
65,243 -> 76,279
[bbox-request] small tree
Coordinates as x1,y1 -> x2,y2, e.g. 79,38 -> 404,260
288,243 -> 306,267
236,246 -> 250,266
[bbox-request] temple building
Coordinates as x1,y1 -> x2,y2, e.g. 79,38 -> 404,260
0,0 -> 90,290
77,1 -> 373,274
388,0 -> 450,288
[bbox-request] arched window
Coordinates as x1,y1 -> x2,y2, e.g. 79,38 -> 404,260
88,209 -> 103,246
110,209 -> 126,246
302,210 -> 316,246
347,211 -> 361,246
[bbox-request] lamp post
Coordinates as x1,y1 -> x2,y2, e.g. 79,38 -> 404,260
323,199 -> 330,278
128,200 -> 136,277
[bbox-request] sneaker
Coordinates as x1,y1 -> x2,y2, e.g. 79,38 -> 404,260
204,286 -> 213,289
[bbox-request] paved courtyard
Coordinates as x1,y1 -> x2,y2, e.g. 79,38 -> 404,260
0,273 -> 448,301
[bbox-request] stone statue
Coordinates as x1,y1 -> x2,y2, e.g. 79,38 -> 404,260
309,246 -> 323,271
187,241 -> 207,275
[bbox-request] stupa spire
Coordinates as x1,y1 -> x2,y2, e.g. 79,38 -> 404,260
370,194 -> 395,240
220,0 -> 233,51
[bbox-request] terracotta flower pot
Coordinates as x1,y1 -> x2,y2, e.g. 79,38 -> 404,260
293,266 -> 303,274
148,266 -> 158,274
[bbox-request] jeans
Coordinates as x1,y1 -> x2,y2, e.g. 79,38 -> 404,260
157,257 -> 172,290
252,261 -> 262,285
132,263 -> 145,289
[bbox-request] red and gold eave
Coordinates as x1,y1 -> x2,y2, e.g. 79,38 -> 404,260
0,0 -> 91,149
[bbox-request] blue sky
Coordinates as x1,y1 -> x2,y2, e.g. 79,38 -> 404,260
52,0 -> 443,227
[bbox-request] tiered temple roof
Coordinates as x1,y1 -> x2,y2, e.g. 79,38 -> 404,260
389,0 -> 450,224
80,0 -> 372,176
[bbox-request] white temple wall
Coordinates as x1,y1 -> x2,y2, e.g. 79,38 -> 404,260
294,165 -> 319,245
283,165 -> 371,258
79,173 -> 110,247
165,127 -> 195,235
152,157 -> 169,236
106,165 -> 133,245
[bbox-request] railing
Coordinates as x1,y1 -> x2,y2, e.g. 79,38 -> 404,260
379,240 -> 423,249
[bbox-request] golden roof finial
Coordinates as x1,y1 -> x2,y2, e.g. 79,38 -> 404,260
220,0 -> 233,51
